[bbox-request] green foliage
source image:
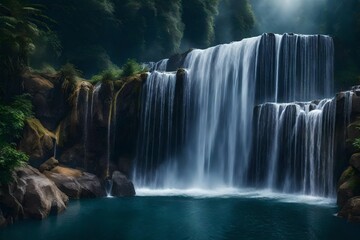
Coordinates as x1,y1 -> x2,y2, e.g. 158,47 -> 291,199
90,59 -> 145,84
27,0 -> 255,77
0,0 -> 55,100
353,138 -> 360,151
90,65 -> 123,84
60,63 -> 82,82
182,0 -> 220,48
0,144 -> 28,184
121,59 -> 145,78
0,94 -> 33,184
33,64 -> 57,75
0,94 -> 33,145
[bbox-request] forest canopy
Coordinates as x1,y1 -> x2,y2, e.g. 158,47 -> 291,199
27,0 -> 255,77
1,0 -> 359,88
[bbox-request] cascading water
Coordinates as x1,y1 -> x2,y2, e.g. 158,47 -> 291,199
134,33 -> 337,197
151,59 -> 169,72
134,71 -> 177,187
251,100 -> 336,196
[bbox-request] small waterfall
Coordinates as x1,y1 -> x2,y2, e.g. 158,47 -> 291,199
134,33 -> 336,197
151,59 -> 169,72
251,100 -> 336,196
105,178 -> 113,198
83,89 -> 90,169
106,100 -> 113,178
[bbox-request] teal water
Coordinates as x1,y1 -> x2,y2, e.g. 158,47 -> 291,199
1,194 -> 359,240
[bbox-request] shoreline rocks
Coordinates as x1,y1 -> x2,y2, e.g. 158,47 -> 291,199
0,166 -> 68,225
111,171 -> 135,197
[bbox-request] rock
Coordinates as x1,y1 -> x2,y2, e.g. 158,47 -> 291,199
45,167 -> 104,199
0,166 -> 68,222
111,171 -> 135,197
337,166 -> 360,208
347,120 -> 360,140
338,197 -> 360,222
352,95 -> 360,114
18,167 -> 68,219
22,71 -> 68,131
44,171 -> 82,199
350,153 -> 360,172
113,78 -> 142,174
167,49 -> 193,71
77,173 -> 105,198
51,166 -> 82,178
0,209 -> 6,228
59,144 -> 85,168
19,118 -> 56,167
39,157 -> 59,172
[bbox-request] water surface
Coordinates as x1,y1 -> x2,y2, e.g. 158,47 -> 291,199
1,191 -> 359,240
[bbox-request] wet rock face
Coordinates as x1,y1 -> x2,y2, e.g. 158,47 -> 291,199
113,78 -> 142,174
0,166 -> 68,225
19,119 -> 56,167
166,49 -> 193,71
22,71 -> 69,131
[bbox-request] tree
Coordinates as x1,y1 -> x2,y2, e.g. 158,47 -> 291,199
0,0 -> 51,101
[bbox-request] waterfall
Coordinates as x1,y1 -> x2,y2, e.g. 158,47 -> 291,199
134,33 -> 336,197
251,100 -> 336,196
134,71 -> 177,187
83,89 -> 90,169
151,59 -> 169,72
107,100 -> 113,178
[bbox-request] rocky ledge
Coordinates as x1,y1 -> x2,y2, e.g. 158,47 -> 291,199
0,166 -> 68,227
337,88 -> 360,223
0,162 -> 136,228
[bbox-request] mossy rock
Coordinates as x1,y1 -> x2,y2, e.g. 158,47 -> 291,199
26,118 -> 56,139
337,167 -> 360,208
347,120 -> 360,140
338,166 -> 357,187
350,153 -> 360,172
19,118 -> 56,166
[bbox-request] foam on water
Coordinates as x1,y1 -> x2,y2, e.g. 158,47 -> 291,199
135,188 -> 335,206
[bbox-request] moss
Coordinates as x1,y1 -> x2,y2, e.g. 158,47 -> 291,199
339,166 -> 357,185
348,176 -> 360,190
26,118 -> 55,139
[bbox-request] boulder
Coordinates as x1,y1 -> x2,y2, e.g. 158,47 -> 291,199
347,120 -> 360,140
51,166 -> 82,178
44,167 -> 104,199
19,118 -> 56,167
338,197 -> 360,223
44,171 -> 82,199
111,171 -> 135,197
350,153 -> 360,172
77,173 -> 105,198
337,166 -> 360,208
0,166 -> 68,223
39,157 -> 59,172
